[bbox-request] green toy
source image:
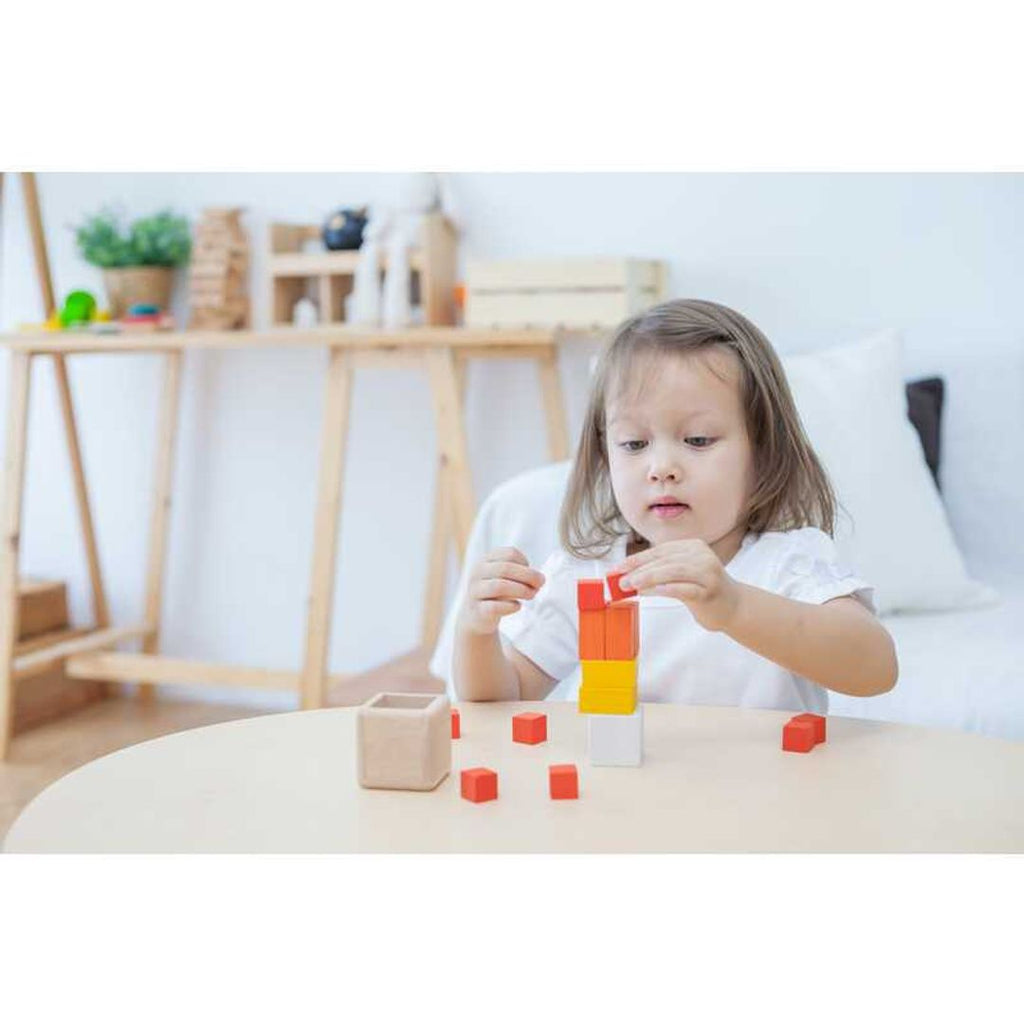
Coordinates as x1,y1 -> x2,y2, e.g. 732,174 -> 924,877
59,290 -> 97,327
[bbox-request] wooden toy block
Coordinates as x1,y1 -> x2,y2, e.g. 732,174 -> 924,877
512,711 -> 548,745
577,578 -> 606,611
461,767 -> 499,803
782,719 -> 817,753
357,692 -> 451,790
605,600 -> 639,660
587,706 -> 644,766
549,764 -> 579,800
578,608 -> 606,659
606,571 -> 637,603
451,707 -> 461,739
581,659 -> 637,689
579,685 -> 637,716
791,713 -> 826,744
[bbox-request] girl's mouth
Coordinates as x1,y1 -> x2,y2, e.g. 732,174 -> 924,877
650,502 -> 690,519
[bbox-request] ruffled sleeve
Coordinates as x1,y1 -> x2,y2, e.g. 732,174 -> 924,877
773,527 -> 877,613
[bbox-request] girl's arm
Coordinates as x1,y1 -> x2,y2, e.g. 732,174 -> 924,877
452,546 -> 557,701
614,539 -> 898,698
723,586 -> 898,697
453,628 -> 557,701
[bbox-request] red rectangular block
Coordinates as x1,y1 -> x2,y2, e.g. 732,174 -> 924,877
605,600 -> 639,660
791,713 -> 826,744
549,763 -> 579,800
451,707 -> 461,739
579,608 -> 605,659
461,767 -> 498,802
512,711 -> 547,745
577,579 -> 606,611
782,719 -> 817,753
606,571 -> 637,603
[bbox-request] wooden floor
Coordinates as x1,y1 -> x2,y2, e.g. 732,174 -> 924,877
1,646 -> 445,844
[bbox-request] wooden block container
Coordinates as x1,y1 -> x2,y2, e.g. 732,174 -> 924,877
357,692 -> 451,791
464,258 -> 667,329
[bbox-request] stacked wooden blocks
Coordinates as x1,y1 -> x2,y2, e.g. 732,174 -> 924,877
188,207 -> 250,330
578,574 -> 643,766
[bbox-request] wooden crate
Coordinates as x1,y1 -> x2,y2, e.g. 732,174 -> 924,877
13,582 -> 108,735
464,258 -> 667,329
267,212 -> 457,327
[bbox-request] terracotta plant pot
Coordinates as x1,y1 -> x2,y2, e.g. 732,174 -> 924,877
103,266 -> 174,318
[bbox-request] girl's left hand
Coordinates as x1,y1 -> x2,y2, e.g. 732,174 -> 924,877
613,539 -> 743,632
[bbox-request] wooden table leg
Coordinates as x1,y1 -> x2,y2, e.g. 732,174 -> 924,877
426,346 -> 476,558
139,351 -> 184,701
300,347 -> 354,710
0,352 -> 32,759
537,343 -> 570,461
420,353 -> 468,652
54,357 -> 111,640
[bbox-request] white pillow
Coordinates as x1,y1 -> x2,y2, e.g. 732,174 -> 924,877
781,331 -> 998,615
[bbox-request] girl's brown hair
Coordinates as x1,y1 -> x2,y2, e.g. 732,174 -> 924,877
559,298 -> 837,558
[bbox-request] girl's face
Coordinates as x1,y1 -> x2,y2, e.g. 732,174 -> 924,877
605,347 -> 756,564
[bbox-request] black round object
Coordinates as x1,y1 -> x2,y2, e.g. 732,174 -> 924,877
322,207 -> 368,250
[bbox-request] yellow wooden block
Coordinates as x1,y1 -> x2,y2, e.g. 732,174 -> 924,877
581,659 -> 636,689
579,685 -> 637,715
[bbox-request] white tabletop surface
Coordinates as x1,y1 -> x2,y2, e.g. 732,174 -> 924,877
5,702 -> 1024,853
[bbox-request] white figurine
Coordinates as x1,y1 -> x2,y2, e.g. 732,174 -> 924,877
348,173 -> 460,328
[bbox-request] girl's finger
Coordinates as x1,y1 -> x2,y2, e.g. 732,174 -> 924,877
491,561 -> 545,590
473,578 -> 540,602
627,558 -> 701,592
649,583 -> 704,603
482,599 -> 521,618
485,547 -> 529,566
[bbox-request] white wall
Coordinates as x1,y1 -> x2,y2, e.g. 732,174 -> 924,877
2,173 -> 1021,708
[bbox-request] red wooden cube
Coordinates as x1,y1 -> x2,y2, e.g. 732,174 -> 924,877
549,764 -> 579,800
577,579 -> 606,611
791,713 -> 826,744
606,571 -> 637,602
451,707 -> 461,739
512,711 -> 547,745
782,719 -> 817,753
461,767 -> 498,802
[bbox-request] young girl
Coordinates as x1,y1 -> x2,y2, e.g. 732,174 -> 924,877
453,298 -> 898,712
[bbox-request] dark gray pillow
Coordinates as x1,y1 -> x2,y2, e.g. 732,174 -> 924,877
906,377 -> 944,491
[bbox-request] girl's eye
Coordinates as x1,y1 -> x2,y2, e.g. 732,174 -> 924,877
686,436 -> 714,448
619,440 -> 647,452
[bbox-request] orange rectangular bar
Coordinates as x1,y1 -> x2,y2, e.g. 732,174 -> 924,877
579,608 -> 605,660
605,600 -> 639,660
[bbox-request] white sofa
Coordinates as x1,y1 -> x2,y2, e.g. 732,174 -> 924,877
430,336 -> 1024,742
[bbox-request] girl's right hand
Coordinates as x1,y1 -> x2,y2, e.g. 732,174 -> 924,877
458,547 -> 546,636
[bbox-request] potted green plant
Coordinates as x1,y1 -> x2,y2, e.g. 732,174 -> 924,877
73,208 -> 191,317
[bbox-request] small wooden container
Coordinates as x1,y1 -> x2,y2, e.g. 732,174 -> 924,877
357,692 -> 451,791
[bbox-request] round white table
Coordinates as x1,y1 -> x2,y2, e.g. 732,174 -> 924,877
5,702 -> 1024,852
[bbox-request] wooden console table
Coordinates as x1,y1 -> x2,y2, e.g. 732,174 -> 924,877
0,324 -> 574,759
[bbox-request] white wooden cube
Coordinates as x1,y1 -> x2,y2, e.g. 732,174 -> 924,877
587,706 -> 644,767
357,692 -> 451,790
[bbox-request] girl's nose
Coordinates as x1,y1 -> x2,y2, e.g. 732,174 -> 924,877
647,459 -> 680,483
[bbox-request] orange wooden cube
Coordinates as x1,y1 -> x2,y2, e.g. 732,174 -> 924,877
791,713 -> 826,744
461,767 -> 498,802
451,707 -> 461,739
782,719 -> 817,753
605,600 -> 639,659
549,764 -> 579,800
579,608 -> 605,659
577,579 -> 606,611
512,711 -> 547,745
606,571 -> 637,602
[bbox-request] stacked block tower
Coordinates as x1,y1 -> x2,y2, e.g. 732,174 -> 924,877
577,572 -> 643,766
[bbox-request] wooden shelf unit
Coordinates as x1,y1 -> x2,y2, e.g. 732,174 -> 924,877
268,211 -> 456,327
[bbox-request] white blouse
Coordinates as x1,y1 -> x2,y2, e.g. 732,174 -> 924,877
499,527 -> 877,714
